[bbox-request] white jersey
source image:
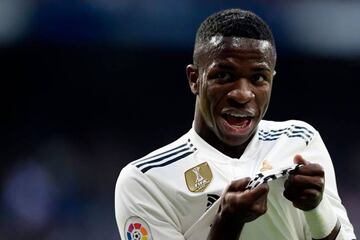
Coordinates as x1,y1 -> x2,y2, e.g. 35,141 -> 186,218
115,120 -> 356,240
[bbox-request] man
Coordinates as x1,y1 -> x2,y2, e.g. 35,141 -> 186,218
115,8 -> 356,239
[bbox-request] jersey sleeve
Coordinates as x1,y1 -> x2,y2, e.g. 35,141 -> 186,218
115,164 -> 185,240
302,129 -> 356,239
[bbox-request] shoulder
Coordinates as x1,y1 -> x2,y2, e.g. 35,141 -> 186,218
258,120 -> 318,146
259,119 -> 317,132
130,132 -> 196,174
118,130 -> 196,179
115,131 -> 197,209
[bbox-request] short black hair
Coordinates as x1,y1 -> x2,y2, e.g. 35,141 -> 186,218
194,8 -> 276,63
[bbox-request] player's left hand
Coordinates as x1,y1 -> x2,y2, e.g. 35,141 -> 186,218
283,154 -> 325,211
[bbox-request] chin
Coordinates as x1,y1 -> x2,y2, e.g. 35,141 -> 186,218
216,118 -> 257,145
221,136 -> 251,147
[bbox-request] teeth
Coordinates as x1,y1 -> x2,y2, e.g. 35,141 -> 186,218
227,113 -> 249,118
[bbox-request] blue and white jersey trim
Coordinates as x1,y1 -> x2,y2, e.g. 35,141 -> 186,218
258,124 -> 315,145
133,139 -> 197,173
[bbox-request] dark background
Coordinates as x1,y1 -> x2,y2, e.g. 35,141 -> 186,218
1,1 -> 359,239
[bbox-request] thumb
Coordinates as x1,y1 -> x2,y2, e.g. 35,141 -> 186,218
293,154 -> 310,165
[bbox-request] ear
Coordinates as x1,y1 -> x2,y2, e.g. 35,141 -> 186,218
186,64 -> 199,95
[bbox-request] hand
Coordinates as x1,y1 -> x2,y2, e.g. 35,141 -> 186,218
219,177 -> 269,224
208,178 -> 269,240
283,154 -> 325,211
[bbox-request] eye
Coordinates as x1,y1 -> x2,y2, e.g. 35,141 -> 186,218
251,74 -> 268,84
210,71 -> 233,82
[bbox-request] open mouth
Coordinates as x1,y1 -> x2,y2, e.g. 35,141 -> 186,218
222,112 -> 253,129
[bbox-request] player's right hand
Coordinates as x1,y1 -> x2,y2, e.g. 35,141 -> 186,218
219,177 -> 269,224
207,178 -> 269,240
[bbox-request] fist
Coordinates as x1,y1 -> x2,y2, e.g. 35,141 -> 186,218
283,155 -> 325,211
220,177 -> 269,224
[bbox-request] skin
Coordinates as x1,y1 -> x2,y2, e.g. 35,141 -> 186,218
186,36 -> 340,239
285,155 -> 341,240
187,36 -> 275,158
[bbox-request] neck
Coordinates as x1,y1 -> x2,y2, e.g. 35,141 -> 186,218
193,108 -> 253,159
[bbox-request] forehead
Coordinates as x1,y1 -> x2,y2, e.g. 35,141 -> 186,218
197,36 -> 276,68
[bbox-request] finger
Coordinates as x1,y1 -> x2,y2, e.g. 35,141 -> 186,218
225,182 -> 269,204
284,185 -> 322,201
250,194 -> 268,215
301,188 -> 323,200
242,183 -> 269,202
248,184 -> 269,215
293,154 -> 310,165
285,175 -> 324,191
289,189 -> 323,211
227,177 -> 251,192
294,163 -> 324,177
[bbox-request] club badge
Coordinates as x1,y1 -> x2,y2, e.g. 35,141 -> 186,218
260,160 -> 273,172
124,216 -> 152,240
185,162 -> 213,192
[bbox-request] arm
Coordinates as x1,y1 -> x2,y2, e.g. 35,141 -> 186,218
282,125 -> 356,240
208,178 -> 269,240
115,165 -> 185,240
283,155 -> 343,240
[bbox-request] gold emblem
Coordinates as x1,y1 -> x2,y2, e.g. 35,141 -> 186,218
260,160 -> 273,172
185,162 -> 213,192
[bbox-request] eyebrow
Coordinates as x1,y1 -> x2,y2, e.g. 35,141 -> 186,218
210,62 -> 235,69
212,62 -> 271,72
252,66 -> 272,72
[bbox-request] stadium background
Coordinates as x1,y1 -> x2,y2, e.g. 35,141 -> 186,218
0,0 -> 359,239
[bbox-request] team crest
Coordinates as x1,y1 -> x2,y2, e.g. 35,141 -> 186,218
125,216 -> 152,240
260,160 -> 273,172
185,162 -> 213,192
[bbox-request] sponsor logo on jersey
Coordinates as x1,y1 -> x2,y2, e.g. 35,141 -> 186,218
185,162 -> 213,192
125,216 -> 152,240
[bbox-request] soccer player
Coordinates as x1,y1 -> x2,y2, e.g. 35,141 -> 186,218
115,8 -> 356,240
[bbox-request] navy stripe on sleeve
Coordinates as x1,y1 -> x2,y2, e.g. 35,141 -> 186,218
140,150 -> 195,173
134,139 -> 197,173
132,142 -> 188,165
258,124 -> 315,145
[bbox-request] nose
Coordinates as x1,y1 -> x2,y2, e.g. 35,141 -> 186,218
227,79 -> 255,104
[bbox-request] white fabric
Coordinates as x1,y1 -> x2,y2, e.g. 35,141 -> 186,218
115,120 -> 356,240
304,196 -> 338,239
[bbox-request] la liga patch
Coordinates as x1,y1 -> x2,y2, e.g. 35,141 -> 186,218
125,216 -> 152,240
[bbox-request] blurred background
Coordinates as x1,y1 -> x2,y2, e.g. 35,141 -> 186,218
1,0 -> 359,239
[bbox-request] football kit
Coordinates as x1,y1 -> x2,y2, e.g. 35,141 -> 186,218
115,120 -> 356,240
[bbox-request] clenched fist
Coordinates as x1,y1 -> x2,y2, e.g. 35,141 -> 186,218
283,154 -> 325,211
208,178 -> 269,240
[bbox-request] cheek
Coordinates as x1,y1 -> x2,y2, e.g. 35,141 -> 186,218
198,83 -> 212,117
206,85 -> 225,110
256,87 -> 272,110
199,84 -> 224,121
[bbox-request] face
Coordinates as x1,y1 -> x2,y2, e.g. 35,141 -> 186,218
187,36 -> 276,153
